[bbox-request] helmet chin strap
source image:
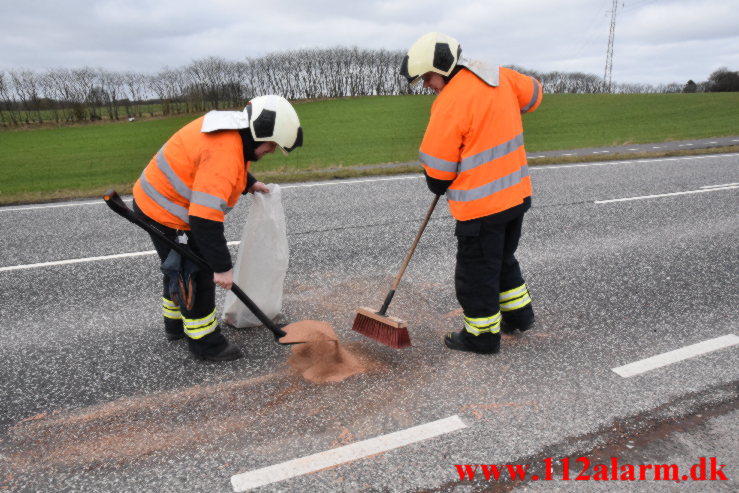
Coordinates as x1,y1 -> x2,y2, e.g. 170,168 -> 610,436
238,128 -> 259,162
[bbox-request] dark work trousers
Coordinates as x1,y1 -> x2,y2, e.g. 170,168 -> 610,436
455,211 -> 526,319
132,201 -> 226,355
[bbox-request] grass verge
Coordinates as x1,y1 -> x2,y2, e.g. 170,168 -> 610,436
1,93 -> 737,205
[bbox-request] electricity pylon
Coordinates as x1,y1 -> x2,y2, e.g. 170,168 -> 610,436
604,0 -> 618,93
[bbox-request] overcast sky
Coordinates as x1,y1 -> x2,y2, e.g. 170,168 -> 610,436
1,0 -> 737,85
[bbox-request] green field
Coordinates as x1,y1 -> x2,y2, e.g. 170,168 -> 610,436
0,93 -> 737,204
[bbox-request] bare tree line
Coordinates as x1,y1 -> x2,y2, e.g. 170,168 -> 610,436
0,48 -> 417,126
0,47 -> 732,127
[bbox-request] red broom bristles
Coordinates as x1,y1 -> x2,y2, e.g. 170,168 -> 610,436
352,311 -> 411,349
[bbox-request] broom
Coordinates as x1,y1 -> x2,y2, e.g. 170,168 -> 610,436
352,194 -> 440,348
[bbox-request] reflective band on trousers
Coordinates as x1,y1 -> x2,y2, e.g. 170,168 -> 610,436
183,309 -> 217,340
521,77 -> 540,113
458,133 -> 524,173
162,297 -> 181,320
499,283 -> 532,312
464,312 -> 502,335
447,165 -> 529,203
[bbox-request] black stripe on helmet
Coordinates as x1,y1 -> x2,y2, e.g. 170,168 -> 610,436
252,109 -> 276,139
400,55 -> 418,84
283,126 -> 303,153
433,42 -> 455,73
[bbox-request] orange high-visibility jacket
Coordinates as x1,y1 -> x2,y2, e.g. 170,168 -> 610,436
133,116 -> 248,230
420,67 -> 542,221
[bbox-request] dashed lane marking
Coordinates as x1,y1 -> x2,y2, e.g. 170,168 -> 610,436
612,335 -> 739,378
230,415 -> 467,492
535,153 -> 738,171
594,185 -> 739,204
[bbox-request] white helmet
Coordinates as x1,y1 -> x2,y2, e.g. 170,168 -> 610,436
400,32 -> 461,85
245,95 -> 303,156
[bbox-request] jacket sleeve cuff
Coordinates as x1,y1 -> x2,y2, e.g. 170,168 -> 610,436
424,170 -> 452,195
243,172 -> 257,194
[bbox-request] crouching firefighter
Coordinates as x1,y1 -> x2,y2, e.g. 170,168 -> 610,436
132,95 -> 303,361
401,32 -> 543,354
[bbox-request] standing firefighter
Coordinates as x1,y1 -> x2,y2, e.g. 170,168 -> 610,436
132,95 -> 303,361
401,32 -> 543,354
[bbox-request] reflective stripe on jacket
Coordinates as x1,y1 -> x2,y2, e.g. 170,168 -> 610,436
420,67 -> 542,221
133,116 -> 248,230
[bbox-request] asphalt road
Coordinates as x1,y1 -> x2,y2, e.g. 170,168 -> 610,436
1,152 -> 737,492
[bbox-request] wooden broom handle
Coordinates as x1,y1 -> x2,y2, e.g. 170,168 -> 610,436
390,194 -> 440,290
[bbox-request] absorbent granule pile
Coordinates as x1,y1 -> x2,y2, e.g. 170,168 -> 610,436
281,320 -> 365,383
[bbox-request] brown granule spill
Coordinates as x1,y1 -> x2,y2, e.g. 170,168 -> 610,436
279,319 -> 338,344
282,320 -> 365,383
5,372 -> 292,471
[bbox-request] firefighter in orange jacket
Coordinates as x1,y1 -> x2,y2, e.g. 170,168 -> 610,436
132,95 -> 303,361
401,32 -> 543,354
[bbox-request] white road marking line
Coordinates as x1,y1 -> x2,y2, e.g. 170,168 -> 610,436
562,153 -> 575,156
0,241 -> 241,273
281,175 -> 421,189
701,182 -> 739,189
612,335 -> 739,378
230,415 -> 467,492
628,148 -> 639,151
709,141 -> 718,144
0,178 -> 424,213
595,185 -> 739,204
652,146 -> 661,149
0,200 -> 110,212
0,251 -> 158,272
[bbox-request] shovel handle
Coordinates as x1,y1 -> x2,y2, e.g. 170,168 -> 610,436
103,190 -> 287,340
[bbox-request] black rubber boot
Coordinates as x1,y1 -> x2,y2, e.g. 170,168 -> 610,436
501,305 -> 535,334
198,341 -> 243,362
164,317 -> 185,341
188,330 -> 244,362
444,329 -> 500,354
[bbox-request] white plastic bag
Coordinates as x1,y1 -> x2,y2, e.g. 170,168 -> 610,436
222,184 -> 289,327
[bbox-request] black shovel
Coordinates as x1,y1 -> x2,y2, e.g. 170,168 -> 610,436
103,189 -> 291,343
